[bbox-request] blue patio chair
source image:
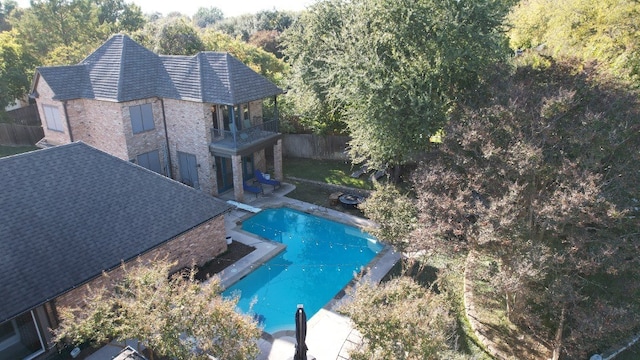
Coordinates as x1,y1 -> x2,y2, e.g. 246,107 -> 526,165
243,180 -> 263,197
255,169 -> 281,189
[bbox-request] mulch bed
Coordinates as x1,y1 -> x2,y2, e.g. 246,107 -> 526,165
194,241 -> 256,282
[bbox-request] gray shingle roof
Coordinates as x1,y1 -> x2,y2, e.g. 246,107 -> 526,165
0,142 -> 232,322
35,34 -> 283,104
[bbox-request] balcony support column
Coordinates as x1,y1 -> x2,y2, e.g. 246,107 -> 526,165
231,154 -> 244,202
274,139 -> 283,181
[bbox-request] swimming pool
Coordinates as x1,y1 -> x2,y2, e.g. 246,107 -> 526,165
223,207 -> 383,334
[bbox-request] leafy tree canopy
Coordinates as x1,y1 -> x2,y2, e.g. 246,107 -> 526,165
283,0 -> 512,179
192,6 -> 224,28
339,276 -> 459,360
201,29 -> 288,85
5,0 -> 145,69
408,55 -> 640,359
0,0 -> 17,30
54,260 -> 260,360
0,30 -> 36,109
212,9 -> 298,42
154,17 -> 204,55
508,0 -> 640,82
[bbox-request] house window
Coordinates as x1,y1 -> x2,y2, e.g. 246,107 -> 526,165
43,105 -> 64,132
136,150 -> 163,175
129,103 -> 155,134
234,103 -> 251,129
0,312 -> 45,360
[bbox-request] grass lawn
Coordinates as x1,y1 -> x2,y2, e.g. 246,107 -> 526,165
0,145 -> 38,157
284,157 -> 375,190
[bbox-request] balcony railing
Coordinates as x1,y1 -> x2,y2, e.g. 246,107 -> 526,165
210,118 -> 279,149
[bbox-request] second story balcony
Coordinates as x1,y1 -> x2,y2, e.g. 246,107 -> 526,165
209,118 -> 282,157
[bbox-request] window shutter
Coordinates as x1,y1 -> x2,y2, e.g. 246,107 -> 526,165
136,150 -> 163,175
130,106 -> 143,133
141,103 -> 155,131
148,150 -> 162,174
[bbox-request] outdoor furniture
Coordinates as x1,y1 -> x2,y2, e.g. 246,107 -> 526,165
338,193 -> 364,209
243,180 -> 263,197
255,169 -> 281,189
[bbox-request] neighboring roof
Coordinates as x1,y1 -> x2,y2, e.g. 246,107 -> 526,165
0,142 -> 232,322
34,34 -> 283,104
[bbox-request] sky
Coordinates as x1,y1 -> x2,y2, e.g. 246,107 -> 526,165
15,0 -> 316,18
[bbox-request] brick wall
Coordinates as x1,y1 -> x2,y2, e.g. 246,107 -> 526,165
163,99 -> 216,195
54,215 -> 227,311
121,98 -> 170,172
35,78 -> 72,146
66,99 -> 129,160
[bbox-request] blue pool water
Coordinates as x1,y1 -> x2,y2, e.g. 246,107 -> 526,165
223,207 -> 383,333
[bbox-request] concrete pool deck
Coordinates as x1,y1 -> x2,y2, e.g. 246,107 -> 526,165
218,183 -> 402,360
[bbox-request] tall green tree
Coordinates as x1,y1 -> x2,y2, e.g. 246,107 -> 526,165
0,30 -> 36,110
0,0 -> 17,30
11,0 -> 98,59
9,0 -> 145,64
153,17 -> 204,55
54,260 -> 260,360
283,0 -> 511,181
508,0 -> 640,82
93,0 -> 145,33
201,29 -> 288,84
192,6 -> 223,28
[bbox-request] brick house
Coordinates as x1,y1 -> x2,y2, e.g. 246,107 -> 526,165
31,34 -> 284,202
0,142 -> 232,359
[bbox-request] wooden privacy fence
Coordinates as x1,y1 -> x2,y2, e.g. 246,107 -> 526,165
6,104 -> 41,126
0,123 -> 44,146
282,134 -> 350,160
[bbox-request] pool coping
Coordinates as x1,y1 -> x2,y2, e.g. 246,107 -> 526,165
219,198 -> 402,347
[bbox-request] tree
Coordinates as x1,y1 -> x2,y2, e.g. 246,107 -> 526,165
0,30 -> 36,110
408,56 -> 640,359
54,260 -> 260,360
93,0 -> 145,33
283,0 -> 512,181
192,6 -> 223,28
508,0 -> 640,82
10,0 -> 98,59
201,29 -> 288,84
253,9 -> 296,33
359,182 -> 418,252
153,17 -> 204,55
248,30 -> 281,58
8,0 -> 145,63
213,14 -> 255,41
0,0 -> 17,30
338,277 -> 459,359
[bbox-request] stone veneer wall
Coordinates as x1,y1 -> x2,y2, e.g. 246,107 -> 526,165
54,215 -> 227,311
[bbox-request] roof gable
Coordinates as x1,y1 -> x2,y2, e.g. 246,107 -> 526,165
0,143 -> 231,322
34,34 -> 283,104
